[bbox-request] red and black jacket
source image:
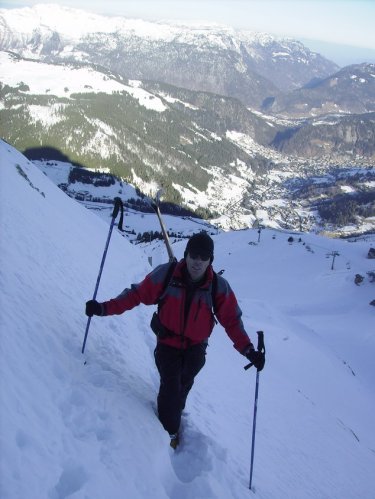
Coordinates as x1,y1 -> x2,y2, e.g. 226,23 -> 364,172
102,259 -> 253,353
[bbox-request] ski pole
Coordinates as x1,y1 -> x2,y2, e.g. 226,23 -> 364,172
81,197 -> 124,354
244,330 -> 266,491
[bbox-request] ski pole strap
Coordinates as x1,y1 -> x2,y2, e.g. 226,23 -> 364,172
112,197 -> 124,231
244,331 -> 265,370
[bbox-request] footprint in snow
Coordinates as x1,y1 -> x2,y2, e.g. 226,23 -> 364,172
49,463 -> 88,499
169,418 -> 213,483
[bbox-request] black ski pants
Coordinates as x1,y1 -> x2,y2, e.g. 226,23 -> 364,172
154,342 -> 206,435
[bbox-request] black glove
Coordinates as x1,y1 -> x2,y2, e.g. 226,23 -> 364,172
246,348 -> 265,372
85,300 -> 103,317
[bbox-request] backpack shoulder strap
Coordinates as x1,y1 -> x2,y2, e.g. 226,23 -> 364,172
211,268 -> 226,318
157,261 -> 177,308
211,270 -> 218,317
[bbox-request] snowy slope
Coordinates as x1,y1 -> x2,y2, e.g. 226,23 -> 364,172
0,51 -> 167,112
0,139 -> 375,498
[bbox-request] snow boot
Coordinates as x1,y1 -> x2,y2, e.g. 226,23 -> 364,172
169,432 -> 180,450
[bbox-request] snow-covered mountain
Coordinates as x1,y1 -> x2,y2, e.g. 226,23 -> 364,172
1,49 -> 374,234
1,138 -> 375,498
0,3 -> 339,106
0,136 -> 375,499
268,63 -> 375,118
1,4 -> 374,236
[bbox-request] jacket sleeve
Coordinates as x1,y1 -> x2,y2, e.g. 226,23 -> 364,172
214,276 -> 253,354
102,263 -> 171,316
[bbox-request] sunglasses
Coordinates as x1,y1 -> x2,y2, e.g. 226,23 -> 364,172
188,252 -> 211,261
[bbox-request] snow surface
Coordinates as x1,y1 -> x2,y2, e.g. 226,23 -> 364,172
1,139 -> 375,498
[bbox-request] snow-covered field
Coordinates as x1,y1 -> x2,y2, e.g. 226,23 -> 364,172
1,139 -> 374,498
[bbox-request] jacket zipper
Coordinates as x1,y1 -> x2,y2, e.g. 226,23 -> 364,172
180,285 -> 206,347
194,298 -> 201,322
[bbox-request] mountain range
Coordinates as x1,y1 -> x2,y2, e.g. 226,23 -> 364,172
0,4 -> 374,234
0,3 -> 339,100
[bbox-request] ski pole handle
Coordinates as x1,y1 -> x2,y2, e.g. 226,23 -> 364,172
244,331 -> 265,370
112,197 -> 124,231
256,331 -> 265,353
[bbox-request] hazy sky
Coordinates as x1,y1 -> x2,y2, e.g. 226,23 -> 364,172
3,0 -> 375,65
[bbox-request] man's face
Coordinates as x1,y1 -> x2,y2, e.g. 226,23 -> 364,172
186,252 -> 211,281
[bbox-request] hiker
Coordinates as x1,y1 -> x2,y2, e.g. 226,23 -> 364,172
85,232 -> 265,448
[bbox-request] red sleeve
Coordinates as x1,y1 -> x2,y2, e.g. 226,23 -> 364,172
215,276 -> 253,354
102,263 -> 171,316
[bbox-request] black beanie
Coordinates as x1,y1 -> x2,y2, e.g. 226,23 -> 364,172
184,232 -> 214,262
